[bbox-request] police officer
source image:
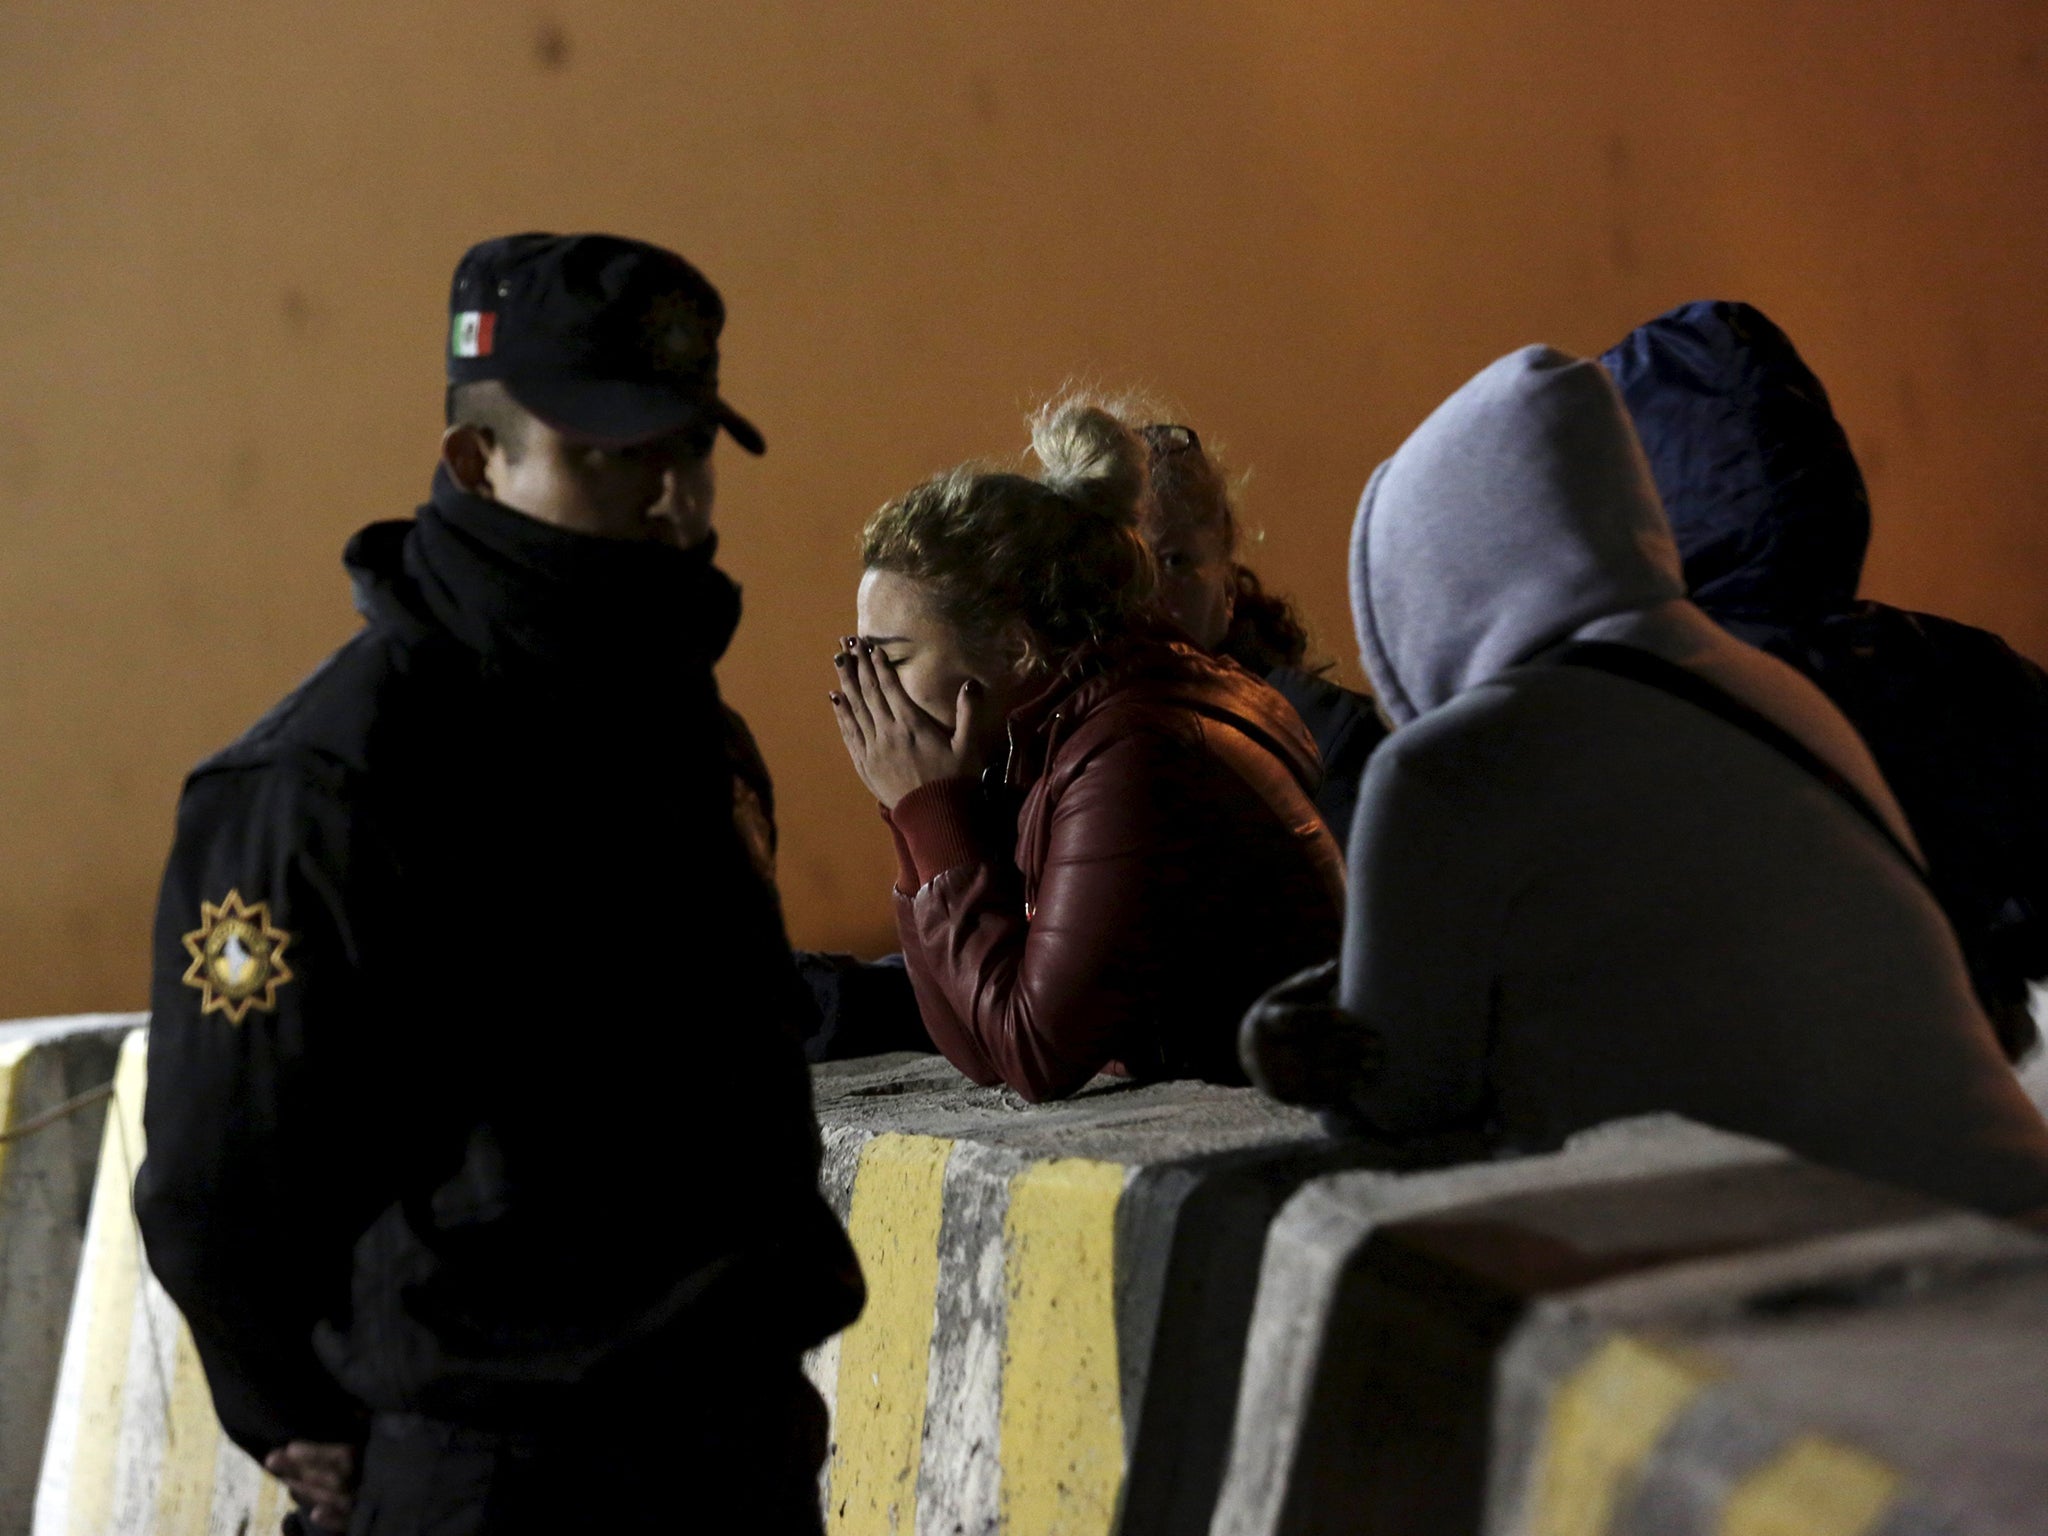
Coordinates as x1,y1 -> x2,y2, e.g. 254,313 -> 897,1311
137,233 -> 862,1534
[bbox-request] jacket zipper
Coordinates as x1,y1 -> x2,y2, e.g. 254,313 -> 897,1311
1022,710 -> 1066,921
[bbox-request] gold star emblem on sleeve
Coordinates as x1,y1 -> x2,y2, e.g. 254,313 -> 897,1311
180,889 -> 295,1024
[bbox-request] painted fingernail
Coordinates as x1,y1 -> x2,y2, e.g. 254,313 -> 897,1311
833,653 -> 848,668
860,640 -> 874,655
828,691 -> 844,705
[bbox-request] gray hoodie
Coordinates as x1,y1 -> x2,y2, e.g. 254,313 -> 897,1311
1342,345 -> 2048,1216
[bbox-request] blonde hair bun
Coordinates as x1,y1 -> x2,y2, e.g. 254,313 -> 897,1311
1029,395 -> 1149,526
861,397 -> 1163,676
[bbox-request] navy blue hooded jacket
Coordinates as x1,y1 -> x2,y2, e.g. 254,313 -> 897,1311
1603,301 -> 2048,1059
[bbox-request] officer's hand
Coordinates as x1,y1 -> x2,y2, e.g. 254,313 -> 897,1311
830,639 -> 986,809
264,1440 -> 359,1531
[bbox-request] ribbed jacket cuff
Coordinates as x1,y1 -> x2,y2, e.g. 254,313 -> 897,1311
888,778 -> 988,887
878,803 -> 922,894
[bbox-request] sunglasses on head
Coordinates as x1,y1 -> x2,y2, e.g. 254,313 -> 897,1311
1140,423 -> 1201,457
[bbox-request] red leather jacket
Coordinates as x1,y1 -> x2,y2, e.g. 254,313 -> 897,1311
885,635 -> 1346,1101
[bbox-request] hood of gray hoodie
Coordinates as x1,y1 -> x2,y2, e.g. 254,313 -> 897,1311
1349,342 -> 1920,855
1350,345 -> 1684,726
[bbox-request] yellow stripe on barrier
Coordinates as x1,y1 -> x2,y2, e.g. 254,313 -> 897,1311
34,1028 -> 296,1535
829,1133 -> 954,1536
1718,1434 -> 1901,1536
1532,1333 -> 1722,1536
69,1031 -> 149,1536
153,1324 -> 221,1530
1000,1158 -> 1128,1536
0,1040 -> 31,1192
252,1464 -> 289,1532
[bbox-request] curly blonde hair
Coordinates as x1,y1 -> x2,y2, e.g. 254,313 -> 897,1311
860,399 -> 1159,676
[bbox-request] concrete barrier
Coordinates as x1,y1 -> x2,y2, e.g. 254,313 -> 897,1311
31,1029 -> 2046,1535
1487,1210 -> 2048,1536
804,1051 -> 1412,1536
29,1040 -> 1370,1536
1207,1115 -> 2037,1536
0,1015 -> 137,1536
32,1029 -> 293,1536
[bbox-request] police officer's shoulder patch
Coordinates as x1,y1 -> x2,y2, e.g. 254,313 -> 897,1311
180,889 -> 294,1025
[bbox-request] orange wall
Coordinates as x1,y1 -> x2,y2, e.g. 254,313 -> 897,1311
4,3 -> 2046,1015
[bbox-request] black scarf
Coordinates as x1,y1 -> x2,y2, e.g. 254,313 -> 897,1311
392,465 -> 743,679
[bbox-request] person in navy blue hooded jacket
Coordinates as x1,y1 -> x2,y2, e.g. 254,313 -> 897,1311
1602,300 -> 2048,1062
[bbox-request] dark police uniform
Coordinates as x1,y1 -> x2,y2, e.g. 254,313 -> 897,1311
136,235 -> 861,1535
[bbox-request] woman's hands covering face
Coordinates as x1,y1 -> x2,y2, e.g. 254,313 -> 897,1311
830,638 -> 988,809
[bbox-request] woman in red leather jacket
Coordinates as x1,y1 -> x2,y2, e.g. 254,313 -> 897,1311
827,399 -> 1346,1101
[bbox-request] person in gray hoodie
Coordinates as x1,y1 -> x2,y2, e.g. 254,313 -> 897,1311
1245,344 -> 2048,1220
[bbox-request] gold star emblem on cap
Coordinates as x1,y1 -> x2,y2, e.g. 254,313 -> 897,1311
180,889 -> 295,1024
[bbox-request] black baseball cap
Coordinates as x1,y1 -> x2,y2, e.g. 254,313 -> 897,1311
446,232 -> 765,454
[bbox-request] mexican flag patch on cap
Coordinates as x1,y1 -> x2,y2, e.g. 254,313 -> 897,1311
451,310 -> 497,359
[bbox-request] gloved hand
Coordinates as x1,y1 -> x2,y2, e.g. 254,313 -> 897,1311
1238,958 -> 1384,1124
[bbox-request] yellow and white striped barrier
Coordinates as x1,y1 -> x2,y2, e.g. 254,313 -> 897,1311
803,1052 -> 1344,1536
810,1133 -> 1132,1535
1511,1332 -> 1904,1536
1487,1212 -> 2048,1536
31,1041 -> 1335,1536
0,1015 -> 135,1536
31,1036 -> 2048,1536
1212,1114 -> 2048,1536
32,1030 -> 292,1536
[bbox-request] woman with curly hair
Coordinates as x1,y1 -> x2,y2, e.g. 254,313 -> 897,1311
827,401 -> 1345,1100
1125,406 -> 1386,843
